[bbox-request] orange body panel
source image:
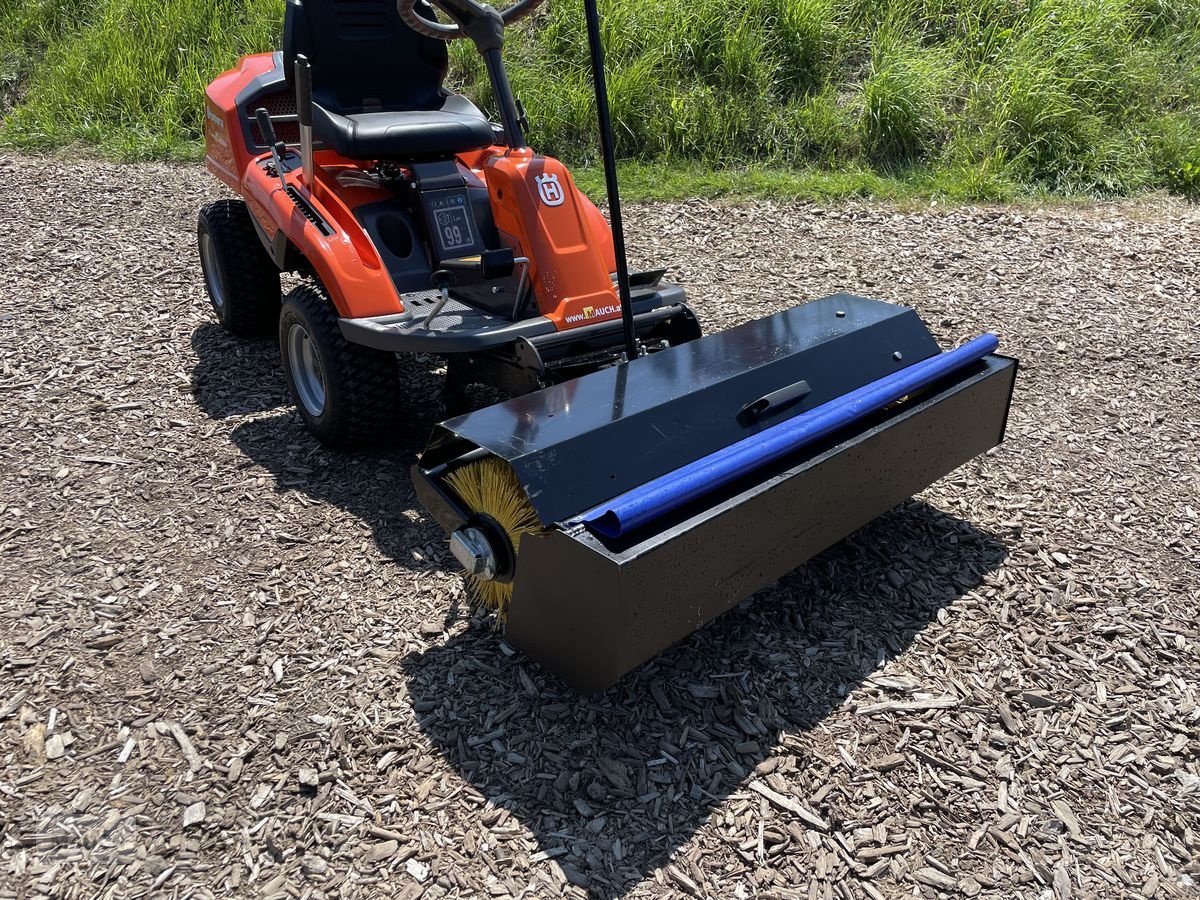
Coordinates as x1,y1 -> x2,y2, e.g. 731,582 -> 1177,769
484,150 -> 623,328
204,55 -> 623,331
241,161 -> 408,318
204,53 -> 278,191
205,53 -> 406,318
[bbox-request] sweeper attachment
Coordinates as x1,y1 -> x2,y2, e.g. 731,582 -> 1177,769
198,0 -> 1016,692
416,295 -> 1016,692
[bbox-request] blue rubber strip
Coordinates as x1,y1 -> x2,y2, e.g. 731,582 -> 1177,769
579,333 -> 1000,539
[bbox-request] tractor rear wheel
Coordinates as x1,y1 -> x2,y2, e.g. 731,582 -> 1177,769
279,283 -> 400,448
198,199 -> 281,337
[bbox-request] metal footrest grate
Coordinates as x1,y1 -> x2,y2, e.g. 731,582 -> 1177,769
398,290 -> 508,334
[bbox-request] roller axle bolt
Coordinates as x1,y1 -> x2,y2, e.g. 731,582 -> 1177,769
449,527 -> 498,582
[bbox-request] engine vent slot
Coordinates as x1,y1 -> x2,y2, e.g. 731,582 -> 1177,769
285,187 -> 334,237
249,90 -> 300,147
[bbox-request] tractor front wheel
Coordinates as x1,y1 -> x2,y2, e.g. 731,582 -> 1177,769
279,283 -> 400,448
197,199 -> 281,337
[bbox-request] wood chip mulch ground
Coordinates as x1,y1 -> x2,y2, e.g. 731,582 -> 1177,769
0,153 -> 1197,899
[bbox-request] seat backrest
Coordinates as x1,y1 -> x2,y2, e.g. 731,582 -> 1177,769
283,0 -> 449,114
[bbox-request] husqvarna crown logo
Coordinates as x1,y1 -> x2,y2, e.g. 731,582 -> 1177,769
535,173 -> 565,207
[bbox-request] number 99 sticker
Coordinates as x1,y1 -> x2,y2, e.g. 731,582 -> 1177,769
433,204 -> 475,256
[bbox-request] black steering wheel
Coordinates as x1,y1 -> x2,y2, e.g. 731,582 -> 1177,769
398,0 -> 545,41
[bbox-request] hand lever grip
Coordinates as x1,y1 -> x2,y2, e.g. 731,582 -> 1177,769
737,379 -> 812,426
294,55 -> 313,128
255,108 -> 278,146
255,108 -> 289,191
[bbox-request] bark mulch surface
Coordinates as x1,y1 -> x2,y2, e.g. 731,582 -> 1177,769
1,153 -> 1197,899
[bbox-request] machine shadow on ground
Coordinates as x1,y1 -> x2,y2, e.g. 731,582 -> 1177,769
190,323 -> 453,565
190,322 -> 1009,898
190,324 -> 293,420
190,321 -> 453,425
403,503 -> 1008,899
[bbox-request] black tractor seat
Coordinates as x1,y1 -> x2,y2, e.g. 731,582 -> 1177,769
285,0 -> 496,161
311,92 -> 495,159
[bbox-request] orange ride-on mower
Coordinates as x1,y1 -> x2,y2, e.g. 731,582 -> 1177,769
200,0 -> 698,448
199,0 -> 1017,692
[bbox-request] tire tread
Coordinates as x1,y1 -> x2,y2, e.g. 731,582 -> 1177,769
280,283 -> 400,448
198,199 -> 281,337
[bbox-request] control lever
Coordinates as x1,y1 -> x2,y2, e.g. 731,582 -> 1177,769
255,108 -> 289,193
423,269 -> 456,328
294,55 -> 316,187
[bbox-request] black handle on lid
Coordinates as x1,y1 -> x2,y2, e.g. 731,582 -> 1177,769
737,379 -> 812,426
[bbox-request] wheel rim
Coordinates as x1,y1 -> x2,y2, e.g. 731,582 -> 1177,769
287,323 -> 327,418
199,231 -> 226,311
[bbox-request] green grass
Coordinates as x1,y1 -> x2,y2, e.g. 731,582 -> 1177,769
2,0 -> 1198,199
572,159 -> 1027,202
0,0 -> 279,159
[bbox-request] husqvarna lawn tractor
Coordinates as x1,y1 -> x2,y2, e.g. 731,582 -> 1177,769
199,0 -> 1017,692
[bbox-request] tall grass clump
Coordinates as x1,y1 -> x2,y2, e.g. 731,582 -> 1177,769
0,0 -> 95,107
2,0 -> 281,159
862,23 -> 957,161
1,0 -> 1198,198
964,0 -> 1152,190
771,0 -> 842,95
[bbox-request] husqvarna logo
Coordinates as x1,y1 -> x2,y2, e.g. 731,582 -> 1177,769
535,173 -> 565,207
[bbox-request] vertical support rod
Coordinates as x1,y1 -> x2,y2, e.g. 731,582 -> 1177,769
295,55 -> 315,188
582,0 -> 638,362
483,49 -> 527,149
